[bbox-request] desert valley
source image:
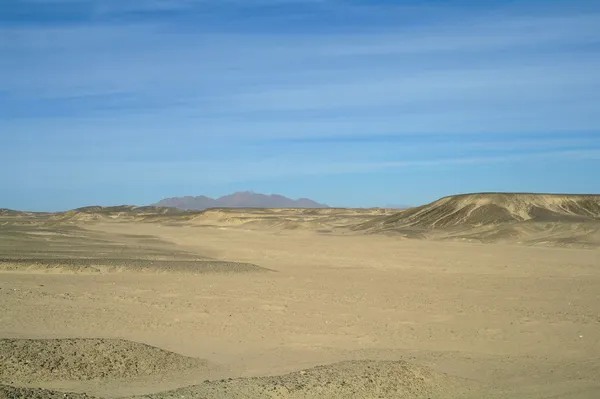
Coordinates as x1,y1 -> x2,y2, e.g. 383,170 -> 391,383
1,192 -> 599,398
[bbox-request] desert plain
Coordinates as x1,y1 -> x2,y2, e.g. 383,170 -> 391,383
1,193 -> 599,398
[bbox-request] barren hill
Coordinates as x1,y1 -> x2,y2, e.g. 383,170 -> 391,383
355,193 -> 600,247
153,191 -> 329,210
4,193 -> 600,248
373,193 -> 600,228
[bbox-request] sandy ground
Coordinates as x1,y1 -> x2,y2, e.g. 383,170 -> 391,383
1,218 -> 599,398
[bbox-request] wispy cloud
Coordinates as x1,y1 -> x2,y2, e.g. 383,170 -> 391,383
4,6 -> 599,134
2,0 -> 600,208
6,148 -> 600,191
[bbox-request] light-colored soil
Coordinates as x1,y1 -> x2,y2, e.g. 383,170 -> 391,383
1,200 -> 599,398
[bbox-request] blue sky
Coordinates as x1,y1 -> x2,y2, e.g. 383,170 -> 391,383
1,0 -> 600,211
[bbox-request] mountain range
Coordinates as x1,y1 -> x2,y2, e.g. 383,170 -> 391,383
152,191 -> 329,210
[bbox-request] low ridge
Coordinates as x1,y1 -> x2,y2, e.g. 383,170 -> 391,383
73,205 -> 189,215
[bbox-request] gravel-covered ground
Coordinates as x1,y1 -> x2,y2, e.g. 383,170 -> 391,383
0,385 -> 97,399
125,360 -> 479,399
1,211 -> 599,399
0,258 -> 269,273
0,360 -> 480,399
0,339 -> 212,383
0,223 -> 269,274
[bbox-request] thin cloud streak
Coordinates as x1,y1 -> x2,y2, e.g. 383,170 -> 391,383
4,11 -> 600,98
2,0 -> 600,208
6,149 -> 600,189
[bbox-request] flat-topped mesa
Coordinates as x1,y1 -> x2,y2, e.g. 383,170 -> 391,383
364,193 -> 600,230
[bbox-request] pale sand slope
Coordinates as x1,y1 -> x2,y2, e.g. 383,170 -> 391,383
1,220 -> 599,398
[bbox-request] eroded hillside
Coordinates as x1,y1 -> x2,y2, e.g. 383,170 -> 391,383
354,193 -> 600,247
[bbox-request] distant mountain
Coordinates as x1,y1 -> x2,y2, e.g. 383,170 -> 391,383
153,191 -> 329,210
